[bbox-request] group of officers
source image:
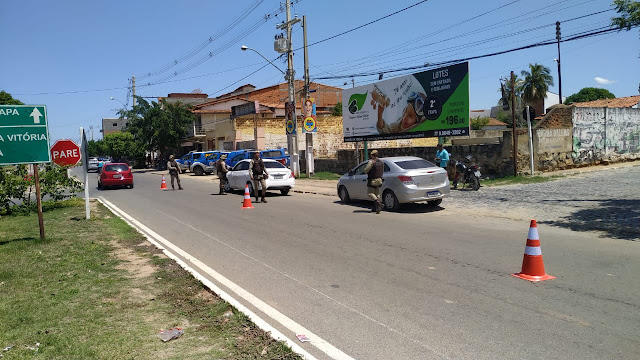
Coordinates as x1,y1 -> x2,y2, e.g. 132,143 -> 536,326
167,149 -> 386,213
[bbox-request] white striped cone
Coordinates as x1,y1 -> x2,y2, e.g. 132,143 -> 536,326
511,220 -> 555,282
242,184 -> 254,209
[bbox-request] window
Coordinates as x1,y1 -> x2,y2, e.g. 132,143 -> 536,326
104,164 -> 129,172
353,162 -> 368,175
232,154 -> 245,162
234,161 -> 249,171
193,153 -> 202,160
394,159 -> 436,170
112,123 -> 118,127
180,155 -> 190,161
384,163 -> 391,172
261,150 -> 282,158
264,162 -> 286,169
205,153 -> 217,160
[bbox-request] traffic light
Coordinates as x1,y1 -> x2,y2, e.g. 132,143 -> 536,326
556,21 -> 561,41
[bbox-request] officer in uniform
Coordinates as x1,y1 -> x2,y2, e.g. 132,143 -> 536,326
249,152 -> 269,203
167,155 -> 183,190
216,154 -> 229,195
363,150 -> 384,213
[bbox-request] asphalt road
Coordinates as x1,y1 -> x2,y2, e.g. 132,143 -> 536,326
79,169 -> 640,360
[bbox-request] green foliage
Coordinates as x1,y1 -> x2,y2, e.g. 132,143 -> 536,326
332,102 -> 343,116
0,165 -> 81,215
87,139 -> 107,157
122,96 -> 196,156
470,116 -> 491,130
565,87 -> 616,104
103,132 -> 144,162
612,0 -> 640,30
519,63 -> 554,104
0,90 -> 24,105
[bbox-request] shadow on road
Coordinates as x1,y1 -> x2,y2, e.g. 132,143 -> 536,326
539,199 -> 640,241
335,200 -> 445,214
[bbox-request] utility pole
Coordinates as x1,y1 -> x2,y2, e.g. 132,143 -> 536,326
510,71 -> 518,176
277,1 -> 301,177
555,21 -> 562,104
132,76 -> 137,107
303,15 -> 314,177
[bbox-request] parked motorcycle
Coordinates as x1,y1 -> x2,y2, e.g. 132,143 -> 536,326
452,156 -> 481,191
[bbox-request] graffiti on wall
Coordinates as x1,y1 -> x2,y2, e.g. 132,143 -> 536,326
573,107 -> 640,159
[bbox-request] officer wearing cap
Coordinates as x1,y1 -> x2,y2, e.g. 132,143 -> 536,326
167,155 -> 183,190
216,154 -> 229,195
363,149 -> 384,213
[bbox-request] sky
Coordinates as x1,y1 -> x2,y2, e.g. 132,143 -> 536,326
1,0 -> 638,143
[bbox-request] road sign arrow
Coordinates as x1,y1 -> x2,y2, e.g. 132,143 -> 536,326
30,107 -> 43,124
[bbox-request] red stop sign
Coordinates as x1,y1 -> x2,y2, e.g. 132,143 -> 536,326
51,139 -> 81,166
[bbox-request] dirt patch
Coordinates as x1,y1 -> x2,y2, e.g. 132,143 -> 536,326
112,240 -> 156,280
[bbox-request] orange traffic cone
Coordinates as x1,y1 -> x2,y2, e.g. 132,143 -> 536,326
160,175 -> 168,190
241,184 -> 254,209
511,220 -> 555,282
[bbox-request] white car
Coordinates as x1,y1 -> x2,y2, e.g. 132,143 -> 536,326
226,159 -> 295,195
87,157 -> 100,172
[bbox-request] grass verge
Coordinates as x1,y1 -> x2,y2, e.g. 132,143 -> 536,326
297,171 -> 343,180
481,175 -> 564,187
0,198 -> 301,360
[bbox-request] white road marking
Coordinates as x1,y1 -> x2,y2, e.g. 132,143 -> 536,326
97,197 -> 346,360
156,209 -> 449,359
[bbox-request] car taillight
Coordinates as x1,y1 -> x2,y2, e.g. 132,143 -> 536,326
398,175 -> 415,185
291,171 -> 295,178
278,159 -> 286,165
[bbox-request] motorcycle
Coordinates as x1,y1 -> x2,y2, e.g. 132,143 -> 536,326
452,156 -> 481,191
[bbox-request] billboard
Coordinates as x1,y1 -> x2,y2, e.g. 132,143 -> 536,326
342,62 -> 469,142
301,97 -> 317,133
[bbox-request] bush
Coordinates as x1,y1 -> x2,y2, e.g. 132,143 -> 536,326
0,164 -> 82,215
470,117 -> 491,130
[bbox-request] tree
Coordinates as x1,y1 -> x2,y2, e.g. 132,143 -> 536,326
332,102 -> 342,116
0,90 -> 24,105
123,97 -> 196,158
565,87 -> 616,104
519,63 -> 554,105
611,0 -> 640,30
103,132 -> 144,163
87,139 -> 107,157
497,75 -> 525,128
470,117 -> 491,130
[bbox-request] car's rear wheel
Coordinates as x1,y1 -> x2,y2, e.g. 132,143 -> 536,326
427,199 -> 442,207
193,166 -> 204,176
382,190 -> 400,211
280,188 -> 290,195
338,186 -> 351,204
129,183 -> 134,189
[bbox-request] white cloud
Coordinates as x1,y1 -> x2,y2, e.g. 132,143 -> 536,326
594,77 -> 616,85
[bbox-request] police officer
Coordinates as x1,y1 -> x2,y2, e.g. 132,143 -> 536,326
167,155 -> 183,190
363,150 -> 384,213
216,154 -> 229,195
249,152 -> 269,203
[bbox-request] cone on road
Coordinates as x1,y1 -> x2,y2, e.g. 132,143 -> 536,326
242,184 -> 254,209
511,220 -> 555,282
160,175 -> 168,190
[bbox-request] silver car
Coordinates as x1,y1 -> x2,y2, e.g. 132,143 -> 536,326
87,157 -> 100,172
337,156 -> 450,210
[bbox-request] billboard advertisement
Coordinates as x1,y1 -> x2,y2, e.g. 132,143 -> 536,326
342,62 -> 469,142
302,97 -> 317,133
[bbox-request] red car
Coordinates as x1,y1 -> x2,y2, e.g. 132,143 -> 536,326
98,163 -> 134,189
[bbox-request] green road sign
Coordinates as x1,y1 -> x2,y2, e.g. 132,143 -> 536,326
0,105 -> 51,165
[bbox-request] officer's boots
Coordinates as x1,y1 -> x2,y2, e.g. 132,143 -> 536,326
261,190 -> 267,203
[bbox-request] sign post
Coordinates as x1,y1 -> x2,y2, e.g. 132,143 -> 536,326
0,105 -> 51,240
79,128 -> 90,219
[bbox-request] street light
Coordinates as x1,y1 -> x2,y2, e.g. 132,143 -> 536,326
241,45 -> 285,74
110,96 -> 127,110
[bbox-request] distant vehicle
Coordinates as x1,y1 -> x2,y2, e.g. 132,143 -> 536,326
176,152 -> 199,172
87,157 -> 100,172
337,156 -> 450,211
97,157 -> 112,171
226,159 -> 295,195
98,163 -> 134,190
226,148 -> 290,168
192,151 -> 230,176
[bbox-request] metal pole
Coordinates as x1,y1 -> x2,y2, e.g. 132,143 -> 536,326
526,106 -> 534,176
303,15 -> 314,177
285,1 -> 300,177
511,71 -> 518,176
80,127 -> 90,219
132,76 -> 136,107
33,164 -> 45,240
556,21 -> 562,104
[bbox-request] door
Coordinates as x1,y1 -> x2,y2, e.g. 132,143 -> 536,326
343,162 -> 369,200
227,161 -> 250,190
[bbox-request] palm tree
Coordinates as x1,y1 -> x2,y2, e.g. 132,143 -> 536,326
518,63 -> 554,105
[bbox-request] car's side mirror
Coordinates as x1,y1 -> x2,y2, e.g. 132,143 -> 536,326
348,170 -> 355,176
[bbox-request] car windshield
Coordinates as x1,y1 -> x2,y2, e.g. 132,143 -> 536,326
394,159 -> 437,170
265,162 -> 286,169
104,164 -> 128,172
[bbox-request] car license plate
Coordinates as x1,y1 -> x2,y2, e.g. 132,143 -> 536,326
427,191 -> 439,197
113,174 -> 122,178
273,174 -> 284,179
